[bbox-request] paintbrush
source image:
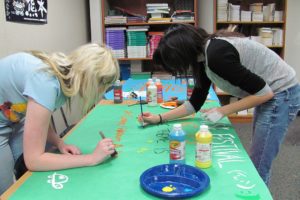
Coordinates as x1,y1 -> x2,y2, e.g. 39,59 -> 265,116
139,96 -> 145,128
99,131 -> 118,157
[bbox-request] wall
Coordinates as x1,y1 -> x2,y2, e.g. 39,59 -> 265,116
0,0 -> 90,57
285,0 -> 300,77
198,0 -> 300,80
0,0 -> 90,134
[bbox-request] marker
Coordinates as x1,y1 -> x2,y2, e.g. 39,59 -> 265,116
99,131 -> 118,157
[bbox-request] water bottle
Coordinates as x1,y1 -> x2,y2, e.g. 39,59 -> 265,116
169,124 -> 186,164
114,80 -> 123,104
195,125 -> 212,168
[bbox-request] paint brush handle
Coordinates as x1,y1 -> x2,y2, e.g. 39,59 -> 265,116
139,96 -> 145,128
99,131 -> 118,157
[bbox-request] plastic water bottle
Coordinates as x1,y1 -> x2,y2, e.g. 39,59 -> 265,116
114,80 -> 123,104
195,125 -> 212,168
187,78 -> 194,100
156,79 -> 163,103
148,81 -> 157,106
169,124 -> 186,164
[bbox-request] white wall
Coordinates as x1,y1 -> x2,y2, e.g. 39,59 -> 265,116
198,0 -> 214,33
0,0 -> 90,57
285,0 -> 300,78
198,0 -> 300,80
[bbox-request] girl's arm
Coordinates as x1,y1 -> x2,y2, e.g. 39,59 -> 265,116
23,98 -> 114,171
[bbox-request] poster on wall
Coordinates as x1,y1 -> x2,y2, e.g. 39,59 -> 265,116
5,0 -> 48,24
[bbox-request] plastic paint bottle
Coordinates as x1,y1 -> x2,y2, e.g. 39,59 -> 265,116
148,81 -> 157,106
146,78 -> 153,103
114,80 -> 123,104
156,79 -> 163,103
169,124 -> 186,164
187,78 -> 194,100
195,125 -> 212,168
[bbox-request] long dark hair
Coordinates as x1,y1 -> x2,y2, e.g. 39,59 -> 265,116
153,24 -> 208,86
153,23 -> 243,87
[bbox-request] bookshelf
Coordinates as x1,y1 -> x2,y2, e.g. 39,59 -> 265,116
214,0 -> 287,123
100,0 -> 198,78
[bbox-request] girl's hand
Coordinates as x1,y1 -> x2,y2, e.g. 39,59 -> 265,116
58,142 -> 81,155
91,138 -> 115,165
200,108 -> 224,123
138,112 -> 160,125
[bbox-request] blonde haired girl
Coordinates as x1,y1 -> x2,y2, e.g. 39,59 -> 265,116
0,44 -> 119,194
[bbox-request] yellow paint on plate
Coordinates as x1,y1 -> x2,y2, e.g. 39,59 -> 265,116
162,185 -> 176,193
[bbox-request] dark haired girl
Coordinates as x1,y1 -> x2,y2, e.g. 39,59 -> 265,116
138,23 -> 300,185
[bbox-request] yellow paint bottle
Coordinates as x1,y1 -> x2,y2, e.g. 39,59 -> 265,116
195,125 -> 212,169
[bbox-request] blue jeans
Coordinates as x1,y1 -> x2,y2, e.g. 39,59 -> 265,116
251,84 -> 300,185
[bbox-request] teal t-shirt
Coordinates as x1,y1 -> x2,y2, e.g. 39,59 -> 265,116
0,52 -> 66,127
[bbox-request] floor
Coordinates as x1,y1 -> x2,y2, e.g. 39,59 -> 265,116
232,117 -> 300,200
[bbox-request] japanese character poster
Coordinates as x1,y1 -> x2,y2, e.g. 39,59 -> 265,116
5,0 -> 47,24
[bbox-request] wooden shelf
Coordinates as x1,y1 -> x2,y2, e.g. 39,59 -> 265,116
267,45 -> 284,48
228,114 -> 253,123
213,0 -> 286,123
101,0 -> 199,74
117,57 -> 152,61
105,21 -> 195,26
216,91 -> 229,96
217,21 -> 284,24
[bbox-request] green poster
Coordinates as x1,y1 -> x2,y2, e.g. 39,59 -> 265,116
8,102 -> 272,200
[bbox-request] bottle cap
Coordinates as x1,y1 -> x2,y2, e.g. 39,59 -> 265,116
188,78 -> 194,86
148,78 -> 153,82
156,79 -> 161,83
173,124 -> 182,130
200,125 -> 209,132
115,80 -> 121,85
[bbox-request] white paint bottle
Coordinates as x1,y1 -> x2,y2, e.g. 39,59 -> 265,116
147,81 -> 157,106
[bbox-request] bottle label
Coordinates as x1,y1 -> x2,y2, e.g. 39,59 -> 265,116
170,140 -> 185,161
187,88 -> 193,99
157,87 -> 163,103
114,89 -> 122,100
196,143 -> 211,163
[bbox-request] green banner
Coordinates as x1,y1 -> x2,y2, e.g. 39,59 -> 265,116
8,102 -> 272,200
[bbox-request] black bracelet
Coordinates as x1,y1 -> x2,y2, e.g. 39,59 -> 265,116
158,114 -> 163,124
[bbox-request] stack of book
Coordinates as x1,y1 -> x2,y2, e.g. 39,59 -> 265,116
241,10 -> 251,21
228,3 -> 240,21
263,3 -> 275,22
105,27 -> 126,59
272,28 -> 283,46
126,26 -> 149,58
127,16 -> 146,23
149,32 -> 164,58
250,3 -> 263,22
104,16 -> 127,24
146,3 -> 171,23
217,0 -> 228,22
171,10 -> 194,22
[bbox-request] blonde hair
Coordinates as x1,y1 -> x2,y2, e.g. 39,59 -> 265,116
31,44 -> 120,114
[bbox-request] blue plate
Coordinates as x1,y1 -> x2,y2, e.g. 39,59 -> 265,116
140,164 -> 210,199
